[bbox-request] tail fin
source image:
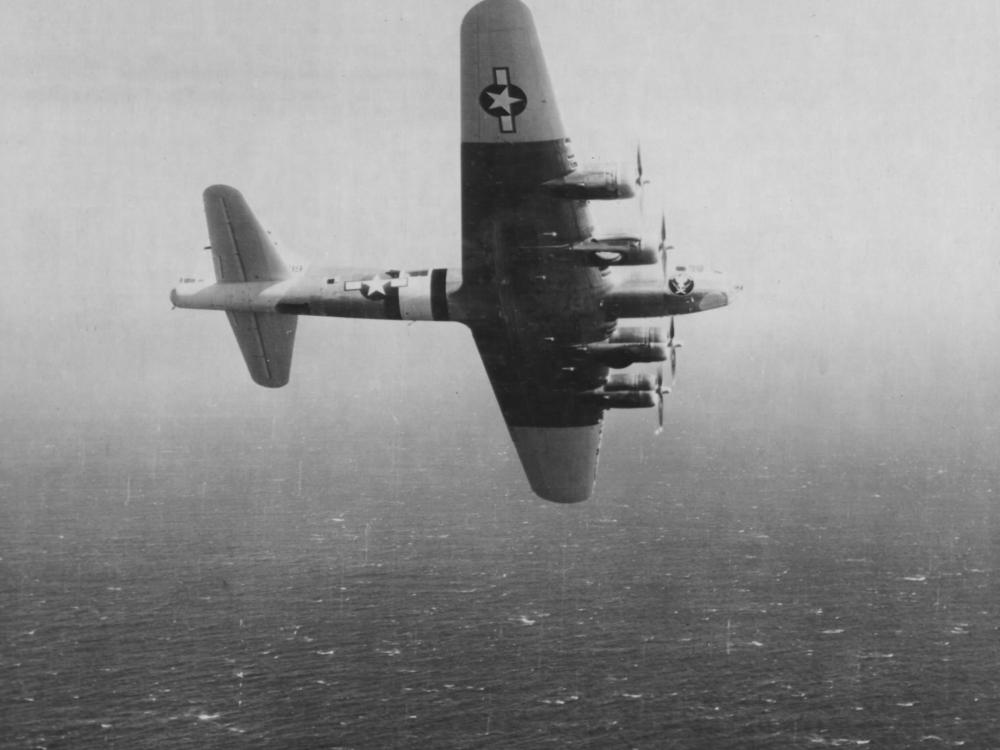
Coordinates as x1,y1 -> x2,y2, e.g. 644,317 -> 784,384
203,185 -> 297,388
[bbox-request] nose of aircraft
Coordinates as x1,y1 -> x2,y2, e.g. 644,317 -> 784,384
697,269 -> 741,310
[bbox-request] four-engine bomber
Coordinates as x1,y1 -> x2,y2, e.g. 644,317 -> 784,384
171,0 -> 737,503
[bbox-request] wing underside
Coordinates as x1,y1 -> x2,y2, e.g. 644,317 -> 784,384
470,325 -> 608,503
508,424 -> 603,503
460,0 -> 591,279
461,0 -> 610,502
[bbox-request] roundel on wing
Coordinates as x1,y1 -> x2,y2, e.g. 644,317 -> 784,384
478,83 -> 528,118
478,68 -> 527,134
668,275 -> 695,296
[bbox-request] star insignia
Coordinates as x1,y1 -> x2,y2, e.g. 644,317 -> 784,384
478,68 -> 528,133
362,275 -> 387,300
486,86 -> 523,115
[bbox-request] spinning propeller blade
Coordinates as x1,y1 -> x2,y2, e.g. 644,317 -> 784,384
654,367 -> 665,435
668,316 -> 680,386
653,318 -> 681,435
659,213 -> 668,280
658,212 -> 673,283
635,144 -> 650,219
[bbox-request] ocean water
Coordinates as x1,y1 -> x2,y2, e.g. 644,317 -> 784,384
2,414 -> 999,749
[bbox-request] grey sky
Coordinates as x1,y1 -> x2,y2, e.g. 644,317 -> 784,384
3,1 -> 998,469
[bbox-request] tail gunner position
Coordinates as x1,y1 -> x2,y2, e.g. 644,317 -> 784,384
171,0 -> 738,503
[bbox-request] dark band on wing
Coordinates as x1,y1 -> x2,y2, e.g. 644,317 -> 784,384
384,286 -> 401,320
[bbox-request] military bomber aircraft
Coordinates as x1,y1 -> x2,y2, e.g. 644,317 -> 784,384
171,0 -> 737,502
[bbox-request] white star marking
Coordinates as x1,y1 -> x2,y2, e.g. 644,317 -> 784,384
487,86 -> 522,115
362,275 -> 386,299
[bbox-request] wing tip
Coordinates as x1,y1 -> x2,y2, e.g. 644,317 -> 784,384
509,424 -> 602,504
531,483 -> 595,504
203,184 -> 243,203
250,375 -> 290,389
462,0 -> 532,28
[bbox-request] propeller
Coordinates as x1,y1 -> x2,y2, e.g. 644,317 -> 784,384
635,143 -> 648,189
654,367 -> 668,435
653,318 -> 682,435
657,211 -> 676,287
658,212 -> 669,281
634,144 -> 651,217
668,317 -> 681,382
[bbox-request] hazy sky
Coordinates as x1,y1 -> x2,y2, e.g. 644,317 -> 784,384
3,0 -> 999,470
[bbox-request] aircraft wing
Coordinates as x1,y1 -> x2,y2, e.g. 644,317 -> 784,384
461,0 -> 608,502
471,325 -> 607,503
461,0 -> 592,279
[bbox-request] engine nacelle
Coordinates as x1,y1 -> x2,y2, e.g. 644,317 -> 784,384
609,327 -> 666,346
578,326 -> 667,368
540,163 -> 635,200
573,235 -> 659,267
600,391 -> 657,409
604,373 -> 657,392
583,372 -> 657,409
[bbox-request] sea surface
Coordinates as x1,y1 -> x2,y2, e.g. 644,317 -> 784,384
2,413 -> 999,749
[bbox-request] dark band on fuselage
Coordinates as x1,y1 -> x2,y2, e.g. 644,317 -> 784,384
377,269 -> 449,322
384,286 -> 401,321
431,269 -> 449,321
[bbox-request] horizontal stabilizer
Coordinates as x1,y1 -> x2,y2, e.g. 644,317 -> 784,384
226,311 -> 297,388
204,184 -> 290,283
201,185 -> 297,387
